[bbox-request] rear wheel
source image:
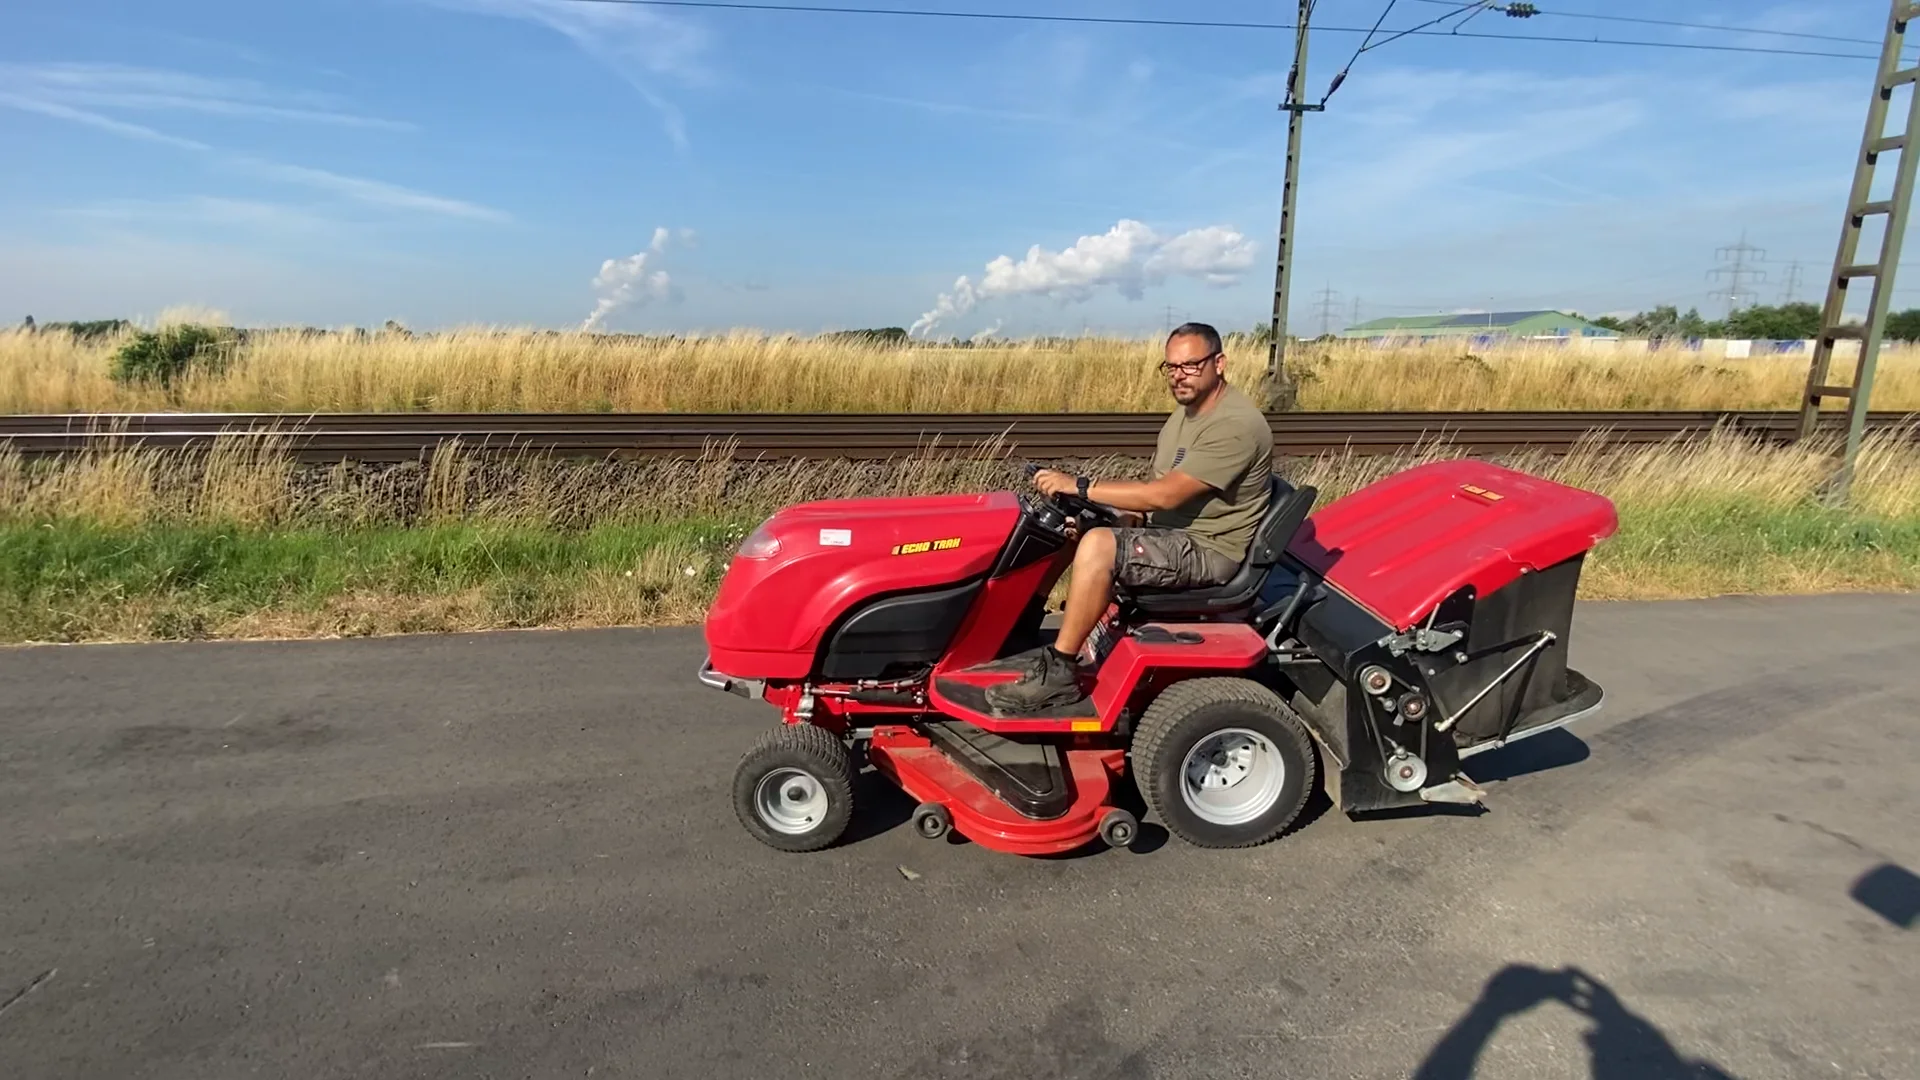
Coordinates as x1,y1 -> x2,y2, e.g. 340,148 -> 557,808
733,724 -> 855,852
1131,678 -> 1316,849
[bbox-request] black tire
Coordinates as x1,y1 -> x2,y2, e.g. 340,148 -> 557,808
732,724 -> 855,853
1130,677 -> 1317,849
911,802 -> 951,840
1099,808 -> 1138,849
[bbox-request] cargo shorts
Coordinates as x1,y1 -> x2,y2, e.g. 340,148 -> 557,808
1110,527 -> 1240,590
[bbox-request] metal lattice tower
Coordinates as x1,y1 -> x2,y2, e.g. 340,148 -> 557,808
1708,231 -> 1768,316
1779,260 -> 1805,305
1313,283 -> 1341,339
1799,0 -> 1920,500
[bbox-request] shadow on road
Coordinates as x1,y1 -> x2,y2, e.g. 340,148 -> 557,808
1463,728 -> 1592,785
1413,965 -> 1741,1080
1349,730 -> 1592,826
840,769 -> 918,846
1034,772 -> 1173,860
1851,863 -> 1920,929
843,741 -> 1343,857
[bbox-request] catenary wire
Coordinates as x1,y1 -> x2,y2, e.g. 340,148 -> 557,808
1401,0 -> 1902,51
1356,0 -> 1492,56
533,0 -> 1888,61
1322,1 -> 1509,104
1316,0 -> 1402,105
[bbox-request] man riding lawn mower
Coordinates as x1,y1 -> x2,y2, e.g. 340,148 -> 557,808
700,323 -> 1618,856
990,322 -> 1272,716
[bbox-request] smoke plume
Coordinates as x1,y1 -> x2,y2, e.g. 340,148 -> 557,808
583,226 -> 684,331
911,219 -> 1255,337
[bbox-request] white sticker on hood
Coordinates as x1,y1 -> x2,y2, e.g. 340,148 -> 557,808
819,529 -> 852,547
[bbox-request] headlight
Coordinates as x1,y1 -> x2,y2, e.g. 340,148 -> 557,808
737,520 -> 781,559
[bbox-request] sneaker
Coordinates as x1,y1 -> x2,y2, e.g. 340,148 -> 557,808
967,645 -> 1050,675
983,647 -> 1087,715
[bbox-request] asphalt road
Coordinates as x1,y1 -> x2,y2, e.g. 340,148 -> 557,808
2,594 -> 1917,1080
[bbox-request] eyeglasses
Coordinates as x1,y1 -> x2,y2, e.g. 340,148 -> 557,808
1157,352 -> 1220,377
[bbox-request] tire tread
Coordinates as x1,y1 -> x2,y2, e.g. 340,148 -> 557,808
1132,677 -> 1318,849
733,723 -> 855,852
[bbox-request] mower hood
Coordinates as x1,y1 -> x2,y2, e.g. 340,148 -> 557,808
705,491 -> 1024,679
1291,459 -> 1618,631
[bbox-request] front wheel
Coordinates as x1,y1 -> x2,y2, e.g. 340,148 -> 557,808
1131,678 -> 1316,849
732,724 -> 855,852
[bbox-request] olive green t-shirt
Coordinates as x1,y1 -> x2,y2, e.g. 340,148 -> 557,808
1149,382 -> 1274,561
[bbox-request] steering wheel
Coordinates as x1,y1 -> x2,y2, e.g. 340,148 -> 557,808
1022,462 -> 1124,528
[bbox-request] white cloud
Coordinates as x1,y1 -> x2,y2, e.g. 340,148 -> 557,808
426,0 -> 710,148
1145,225 -> 1256,285
0,62 -> 410,130
239,160 -> 510,223
584,227 -> 688,330
1708,80 -> 1860,126
0,94 -> 212,151
911,219 -> 1256,337
1282,62 -> 1865,259
67,196 -> 341,235
0,72 -> 507,225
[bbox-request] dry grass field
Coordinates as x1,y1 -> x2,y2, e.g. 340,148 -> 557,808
5,320 -> 1918,642
2,426 -> 1917,642
7,324 -> 1920,414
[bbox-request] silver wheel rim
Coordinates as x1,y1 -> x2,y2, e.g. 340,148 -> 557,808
1179,727 -> 1286,826
754,767 -> 829,835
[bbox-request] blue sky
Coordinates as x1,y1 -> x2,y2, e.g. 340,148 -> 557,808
1,0 -> 1912,336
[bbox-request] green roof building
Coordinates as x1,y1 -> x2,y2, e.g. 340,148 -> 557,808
1336,309 -> 1620,341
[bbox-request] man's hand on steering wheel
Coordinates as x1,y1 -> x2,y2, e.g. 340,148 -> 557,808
1032,468 -> 1079,500
1029,466 -> 1128,529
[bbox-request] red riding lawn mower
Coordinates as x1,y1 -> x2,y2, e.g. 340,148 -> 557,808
699,458 -> 1618,856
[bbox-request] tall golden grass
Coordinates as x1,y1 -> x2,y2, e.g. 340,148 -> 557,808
5,424 -> 1917,529
0,436 -> 1027,530
7,326 -> 1920,414
4,427 -> 1917,642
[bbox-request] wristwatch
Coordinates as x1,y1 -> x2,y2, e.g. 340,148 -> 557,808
1076,475 -> 1092,500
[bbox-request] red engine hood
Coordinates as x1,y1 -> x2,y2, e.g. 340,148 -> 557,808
705,491 -> 1022,679
1292,460 -> 1617,631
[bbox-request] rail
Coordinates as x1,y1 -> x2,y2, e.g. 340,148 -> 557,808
0,410 -> 1911,461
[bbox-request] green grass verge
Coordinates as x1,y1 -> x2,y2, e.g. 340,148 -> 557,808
0,499 -> 1915,644
0,519 -> 745,643
1583,499 -> 1920,598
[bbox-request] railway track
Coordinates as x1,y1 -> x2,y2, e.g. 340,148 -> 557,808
0,410 -> 1911,461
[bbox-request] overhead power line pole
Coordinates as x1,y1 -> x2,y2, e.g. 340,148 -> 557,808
1779,260 -> 1805,305
1264,0 -> 1316,412
1314,283 -> 1341,338
1799,0 -> 1920,501
1708,231 -> 1768,316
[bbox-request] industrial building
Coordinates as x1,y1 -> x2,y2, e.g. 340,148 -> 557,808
1337,310 -> 1621,342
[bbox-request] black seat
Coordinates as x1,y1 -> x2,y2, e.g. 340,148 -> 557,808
1120,475 -> 1319,619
